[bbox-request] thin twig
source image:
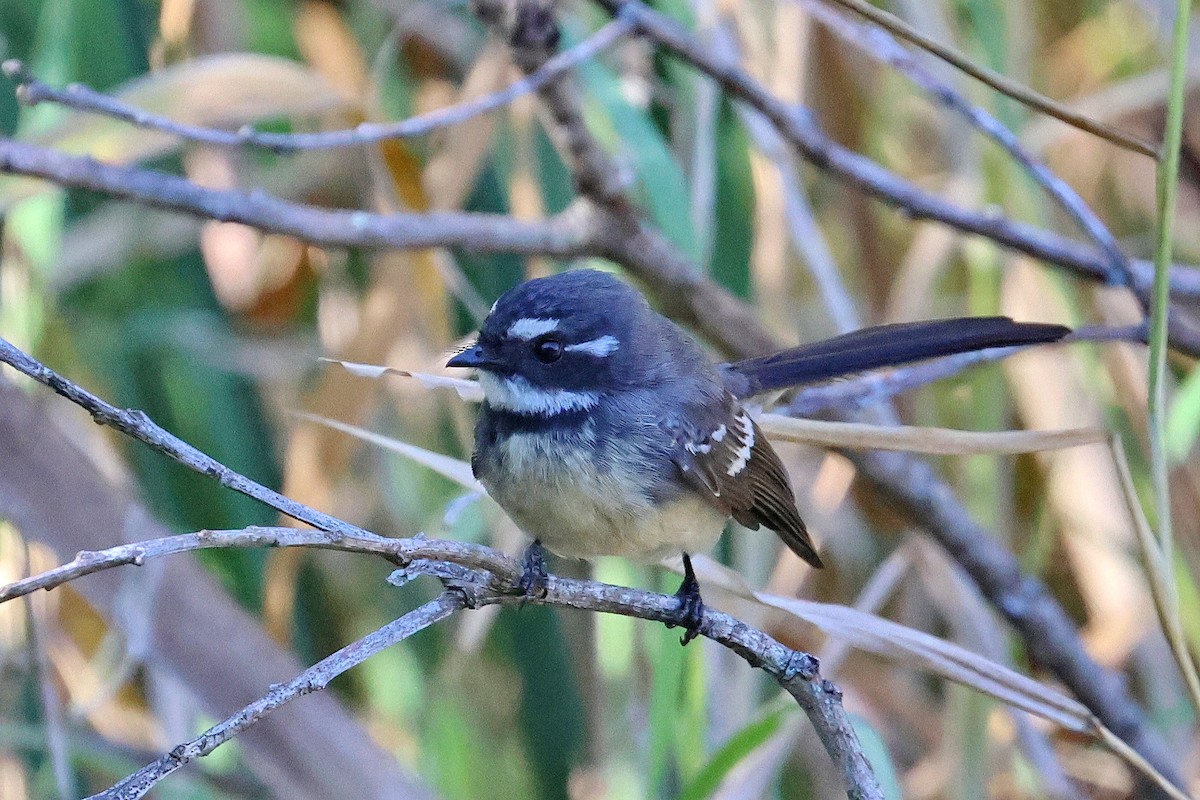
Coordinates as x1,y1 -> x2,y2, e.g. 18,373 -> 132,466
727,28 -> 863,335
89,592 -> 467,800
806,4 -> 1138,301
2,18 -> 634,153
586,0 -> 1196,308
0,337 -> 388,543
0,136 -> 596,255
6,527 -> 881,800
815,0 -> 1158,159
1111,438 -> 1200,729
0,527 -> 519,603
3,109 -> 1200,313
473,0 -> 632,208
0,338 -> 881,800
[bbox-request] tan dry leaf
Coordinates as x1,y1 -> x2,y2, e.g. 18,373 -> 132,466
1,54 -> 352,207
684,554 -> 1095,732
292,410 -> 483,493
322,358 -> 483,401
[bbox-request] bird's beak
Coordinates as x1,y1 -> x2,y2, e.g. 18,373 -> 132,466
446,343 -> 500,370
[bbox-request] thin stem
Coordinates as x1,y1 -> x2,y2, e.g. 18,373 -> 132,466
1149,0 -> 1190,570
816,0 -> 1158,158
2,18 -> 634,152
89,594 -> 466,800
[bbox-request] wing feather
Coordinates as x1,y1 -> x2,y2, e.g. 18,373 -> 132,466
670,397 -> 823,568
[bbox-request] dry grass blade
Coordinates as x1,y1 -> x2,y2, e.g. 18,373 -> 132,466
686,556 -> 1200,800
321,358 -> 484,401
689,555 -> 1093,730
688,554 -> 1198,798
757,413 -> 1108,454
1110,436 -> 1200,723
1095,727 -> 1195,800
292,411 -> 483,492
326,360 -> 1105,455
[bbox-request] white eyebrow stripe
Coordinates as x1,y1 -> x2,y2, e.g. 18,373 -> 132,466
478,373 -> 599,415
565,335 -> 620,357
507,317 -> 560,340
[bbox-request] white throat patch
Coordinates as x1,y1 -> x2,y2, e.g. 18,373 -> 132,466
479,372 -> 599,415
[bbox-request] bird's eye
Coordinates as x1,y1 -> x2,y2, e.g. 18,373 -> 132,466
532,335 -> 564,364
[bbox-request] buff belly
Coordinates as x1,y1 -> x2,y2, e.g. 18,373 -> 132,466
479,430 -> 728,562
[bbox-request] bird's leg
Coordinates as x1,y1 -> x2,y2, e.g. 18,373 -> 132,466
671,553 -> 705,646
517,539 -> 550,598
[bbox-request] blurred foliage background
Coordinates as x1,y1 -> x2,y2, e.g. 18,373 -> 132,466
0,0 -> 1198,798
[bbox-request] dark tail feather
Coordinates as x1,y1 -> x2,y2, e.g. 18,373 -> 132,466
726,317 -> 1070,397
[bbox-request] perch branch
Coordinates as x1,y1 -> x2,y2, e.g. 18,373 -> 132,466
3,532 -> 881,800
0,340 -> 882,800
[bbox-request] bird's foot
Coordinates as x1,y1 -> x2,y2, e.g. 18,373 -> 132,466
669,553 -> 705,646
517,539 -> 549,599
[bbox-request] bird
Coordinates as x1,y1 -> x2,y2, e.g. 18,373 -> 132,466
446,269 -> 1069,642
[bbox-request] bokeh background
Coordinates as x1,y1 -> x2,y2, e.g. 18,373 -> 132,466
0,0 -> 1198,798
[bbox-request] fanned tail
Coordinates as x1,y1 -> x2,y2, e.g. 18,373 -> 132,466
725,317 -> 1070,398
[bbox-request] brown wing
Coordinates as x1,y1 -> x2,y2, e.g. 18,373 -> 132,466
671,400 -> 824,568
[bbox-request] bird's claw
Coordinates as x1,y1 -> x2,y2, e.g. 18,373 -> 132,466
669,553 -> 705,646
517,539 -> 549,600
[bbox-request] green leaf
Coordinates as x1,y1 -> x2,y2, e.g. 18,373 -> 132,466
709,98 -> 755,297
850,713 -> 903,800
676,707 -> 785,800
648,619 -> 689,796
1165,363 -> 1200,461
572,30 -> 697,261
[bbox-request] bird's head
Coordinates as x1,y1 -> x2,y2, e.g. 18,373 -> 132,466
446,270 -> 668,416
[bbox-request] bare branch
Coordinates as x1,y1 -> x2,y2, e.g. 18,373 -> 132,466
814,0 -> 1158,159
3,112 -> 1200,322
0,335 -> 882,800
806,4 -> 1138,309
0,527 -> 519,603
473,0 -> 634,208
586,0 -> 1198,304
0,136 -> 596,255
89,593 -> 467,800
2,17 -> 635,153
0,336 -> 389,543
4,526 -> 880,800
